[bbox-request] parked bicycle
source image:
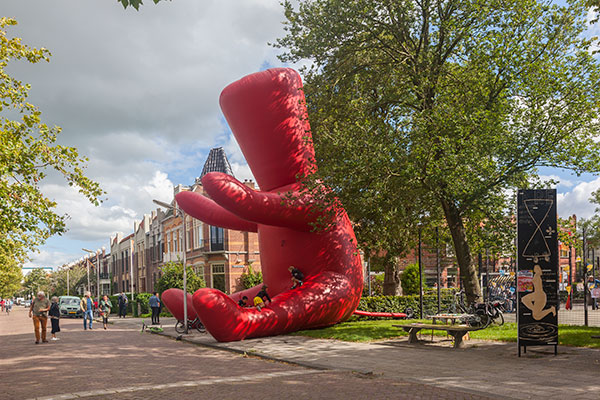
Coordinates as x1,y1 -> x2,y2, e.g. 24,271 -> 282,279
449,290 -> 504,329
175,317 -> 206,334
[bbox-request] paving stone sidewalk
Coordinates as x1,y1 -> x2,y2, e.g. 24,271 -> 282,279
1,308 -> 494,400
110,317 -> 600,399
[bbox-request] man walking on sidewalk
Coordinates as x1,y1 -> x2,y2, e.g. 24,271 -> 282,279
80,292 -> 94,330
29,291 -> 51,344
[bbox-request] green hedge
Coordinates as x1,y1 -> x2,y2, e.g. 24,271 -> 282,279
356,291 -> 457,319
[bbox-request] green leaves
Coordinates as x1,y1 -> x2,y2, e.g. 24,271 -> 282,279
277,0 -> 600,302
117,0 -> 170,11
154,261 -> 206,294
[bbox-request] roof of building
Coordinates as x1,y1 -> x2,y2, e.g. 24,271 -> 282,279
200,147 -> 234,178
119,233 -> 134,243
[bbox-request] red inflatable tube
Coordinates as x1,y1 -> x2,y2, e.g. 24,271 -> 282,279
353,310 -> 408,318
173,68 -> 364,342
161,288 -> 199,322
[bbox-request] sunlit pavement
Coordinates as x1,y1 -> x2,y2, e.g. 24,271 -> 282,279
1,307 -> 494,400
114,313 -> 600,399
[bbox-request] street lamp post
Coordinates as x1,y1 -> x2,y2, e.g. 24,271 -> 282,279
418,226 -> 423,319
435,226 -> 441,314
154,199 -> 188,334
83,248 -> 101,299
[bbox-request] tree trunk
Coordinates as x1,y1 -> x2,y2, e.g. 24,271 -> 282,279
440,199 -> 482,304
383,257 -> 402,295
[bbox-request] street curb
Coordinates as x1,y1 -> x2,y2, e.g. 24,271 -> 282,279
153,330 -> 375,375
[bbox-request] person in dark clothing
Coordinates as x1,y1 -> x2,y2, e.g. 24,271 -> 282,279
288,266 -> 305,289
238,296 -> 248,307
149,292 -> 161,325
118,292 -> 128,318
49,296 -> 61,341
253,285 -> 272,311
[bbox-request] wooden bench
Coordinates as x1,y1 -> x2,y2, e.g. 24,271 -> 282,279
393,323 -> 478,349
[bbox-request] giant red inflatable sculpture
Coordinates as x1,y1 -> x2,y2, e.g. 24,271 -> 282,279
163,68 -> 363,342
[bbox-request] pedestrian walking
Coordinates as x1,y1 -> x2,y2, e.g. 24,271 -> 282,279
29,291 -> 51,344
99,295 -> 112,330
118,292 -> 128,318
80,291 -> 94,330
149,292 -> 161,325
49,296 -> 61,340
5,298 -> 13,314
0,298 -> 5,312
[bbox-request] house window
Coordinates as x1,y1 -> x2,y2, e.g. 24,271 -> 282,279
193,220 -> 203,249
210,226 -> 224,251
211,264 -> 226,292
560,248 -> 569,258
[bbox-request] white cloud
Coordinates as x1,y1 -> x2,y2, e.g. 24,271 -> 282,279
39,170 -> 173,243
538,174 -> 575,189
23,250 -> 77,270
557,177 -> 600,219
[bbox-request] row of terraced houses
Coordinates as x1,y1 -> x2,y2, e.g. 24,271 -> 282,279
72,148 -> 260,297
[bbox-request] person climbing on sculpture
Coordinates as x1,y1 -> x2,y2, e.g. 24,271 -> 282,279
289,266 -> 304,289
238,296 -> 249,307
521,265 -> 556,320
253,285 -> 271,311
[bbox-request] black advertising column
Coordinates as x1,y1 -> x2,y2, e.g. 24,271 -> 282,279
517,189 -> 559,356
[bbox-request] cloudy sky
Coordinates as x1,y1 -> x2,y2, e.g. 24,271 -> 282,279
3,1 -> 599,269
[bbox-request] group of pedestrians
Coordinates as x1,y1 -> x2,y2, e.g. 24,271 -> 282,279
29,291 -> 116,344
79,292 -> 113,330
0,297 -> 14,314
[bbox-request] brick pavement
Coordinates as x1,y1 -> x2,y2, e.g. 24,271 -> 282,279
109,316 -> 600,399
1,307 -> 495,400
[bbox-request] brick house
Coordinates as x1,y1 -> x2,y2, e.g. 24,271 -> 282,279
161,147 -> 261,295
110,232 -> 134,294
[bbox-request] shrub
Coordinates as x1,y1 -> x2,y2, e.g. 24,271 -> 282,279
239,263 -> 263,289
154,261 -> 206,294
357,291 -> 457,319
401,263 -> 426,295
362,274 -> 384,296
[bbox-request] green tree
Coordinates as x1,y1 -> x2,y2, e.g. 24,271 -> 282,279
277,0 -> 600,303
154,261 -> 206,294
239,263 -> 263,290
46,264 -> 87,297
401,263 -> 426,296
0,18 -> 103,261
0,248 -> 22,297
22,268 -> 50,297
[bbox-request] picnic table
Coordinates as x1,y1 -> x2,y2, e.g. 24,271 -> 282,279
393,323 -> 478,349
431,313 -> 470,325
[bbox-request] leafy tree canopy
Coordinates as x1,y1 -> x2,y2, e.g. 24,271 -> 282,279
154,261 -> 206,294
0,18 -> 103,261
276,0 -> 600,303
